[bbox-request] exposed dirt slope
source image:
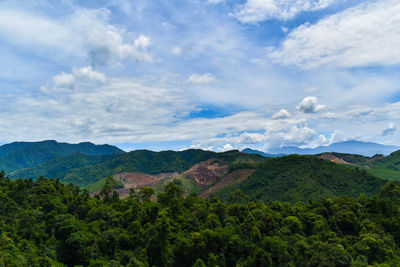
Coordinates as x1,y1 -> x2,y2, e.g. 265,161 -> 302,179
200,169 -> 255,198
181,159 -> 229,188
319,153 -> 352,164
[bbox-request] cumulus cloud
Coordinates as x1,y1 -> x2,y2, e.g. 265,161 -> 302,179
238,132 -> 268,144
47,66 -> 106,92
382,123 -> 396,136
234,0 -> 340,23
296,96 -> 325,113
0,69 -> 194,143
72,66 -> 107,83
0,7 -> 152,67
217,143 -> 234,152
272,109 -> 291,119
310,130 -> 347,147
81,8 -> 152,67
52,73 -> 75,88
269,0 -> 400,68
268,123 -> 317,149
187,73 -> 217,84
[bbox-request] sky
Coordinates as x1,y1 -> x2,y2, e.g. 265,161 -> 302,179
0,0 -> 400,152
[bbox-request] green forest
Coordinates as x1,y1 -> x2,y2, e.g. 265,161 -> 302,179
1,171 -> 400,266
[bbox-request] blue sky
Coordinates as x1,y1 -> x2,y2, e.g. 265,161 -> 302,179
0,0 -> 400,152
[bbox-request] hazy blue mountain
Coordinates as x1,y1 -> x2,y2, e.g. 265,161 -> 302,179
269,140 -> 399,157
0,140 -> 124,173
241,148 -> 285,157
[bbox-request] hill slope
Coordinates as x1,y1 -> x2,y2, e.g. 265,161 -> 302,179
10,153 -> 118,181
123,150 -> 267,197
213,155 -> 387,203
316,151 -> 400,181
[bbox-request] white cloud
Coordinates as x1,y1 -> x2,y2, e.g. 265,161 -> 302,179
187,73 -> 217,84
72,66 -> 107,83
208,0 -> 225,3
267,123 -> 317,149
0,8 -> 80,56
296,96 -> 325,113
310,130 -> 347,147
234,0 -> 340,23
171,47 -> 182,55
382,123 -> 396,136
0,69 -> 194,143
0,7 -> 152,67
217,143 -> 234,152
81,9 -> 152,67
46,66 -> 106,92
269,0 -> 400,68
238,132 -> 268,144
272,109 -> 291,119
52,73 -> 75,88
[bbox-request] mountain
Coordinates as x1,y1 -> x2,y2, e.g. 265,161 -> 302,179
152,150 -> 266,197
0,140 -> 124,173
269,140 -> 399,157
213,155 -> 387,203
10,153 -> 118,181
12,149 -> 217,187
241,148 -> 285,157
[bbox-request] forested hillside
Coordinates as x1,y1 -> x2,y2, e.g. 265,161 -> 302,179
0,140 -> 124,173
1,172 -> 400,266
214,155 -> 387,203
10,153 -> 118,182
316,151 -> 400,182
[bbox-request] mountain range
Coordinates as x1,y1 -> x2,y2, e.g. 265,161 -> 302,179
1,139 -> 399,203
265,140 -> 399,156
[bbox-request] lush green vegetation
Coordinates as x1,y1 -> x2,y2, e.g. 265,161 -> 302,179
1,171 -> 400,266
329,153 -> 371,165
10,153 -> 118,181
214,155 -> 387,203
0,140 -> 123,174
60,149 -> 217,187
10,149 -> 216,187
322,151 -> 400,181
212,150 -> 265,167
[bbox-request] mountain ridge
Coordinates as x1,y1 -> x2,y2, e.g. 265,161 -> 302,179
268,140 -> 399,156
0,140 -> 124,173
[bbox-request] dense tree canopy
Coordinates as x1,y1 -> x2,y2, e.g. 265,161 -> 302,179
1,171 -> 400,266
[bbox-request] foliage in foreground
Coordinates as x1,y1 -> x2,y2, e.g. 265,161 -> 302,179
1,171 -> 400,266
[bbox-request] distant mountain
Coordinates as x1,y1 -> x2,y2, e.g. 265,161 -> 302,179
241,148 -> 285,157
213,155 -> 387,203
269,140 -> 399,157
0,140 -> 124,173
